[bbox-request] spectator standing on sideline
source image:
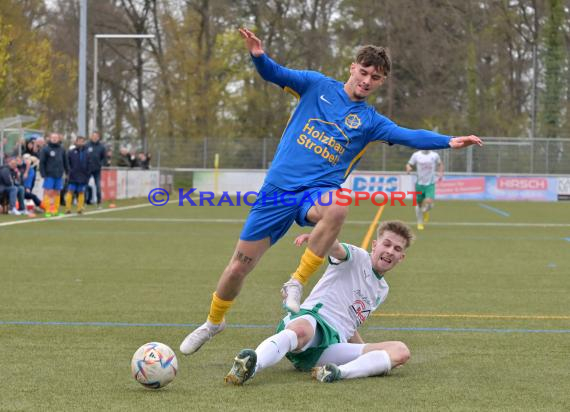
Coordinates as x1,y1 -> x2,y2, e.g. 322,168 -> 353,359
86,131 -> 106,209
39,133 -> 68,217
65,136 -> 90,214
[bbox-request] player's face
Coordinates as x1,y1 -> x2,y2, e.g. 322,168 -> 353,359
371,231 -> 406,274
346,63 -> 386,101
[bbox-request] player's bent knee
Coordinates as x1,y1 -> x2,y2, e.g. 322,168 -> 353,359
285,322 -> 313,349
287,324 -> 307,340
226,260 -> 254,280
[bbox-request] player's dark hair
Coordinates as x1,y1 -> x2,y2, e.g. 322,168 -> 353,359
355,45 -> 391,76
377,220 -> 414,248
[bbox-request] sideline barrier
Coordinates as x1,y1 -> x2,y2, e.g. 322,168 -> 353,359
190,170 -> 569,202
349,173 -> 559,202
34,168 -> 563,203
32,168 -> 161,201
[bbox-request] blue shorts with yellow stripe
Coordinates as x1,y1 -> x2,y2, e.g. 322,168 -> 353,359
43,177 -> 64,190
68,183 -> 87,193
239,182 -> 338,245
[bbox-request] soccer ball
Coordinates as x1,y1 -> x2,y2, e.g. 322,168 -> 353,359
131,342 -> 178,389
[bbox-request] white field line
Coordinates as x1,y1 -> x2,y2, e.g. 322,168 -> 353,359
0,202 -> 153,228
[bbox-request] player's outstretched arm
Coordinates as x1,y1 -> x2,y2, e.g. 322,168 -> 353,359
294,234 -> 347,261
449,135 -> 483,149
240,27 -> 320,93
238,28 -> 264,57
328,241 -> 348,261
294,233 -> 311,246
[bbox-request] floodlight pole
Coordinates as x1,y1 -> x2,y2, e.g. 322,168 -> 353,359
77,0 -> 87,136
90,34 -> 155,136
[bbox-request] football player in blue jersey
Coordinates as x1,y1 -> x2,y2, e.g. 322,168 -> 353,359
180,28 -> 482,356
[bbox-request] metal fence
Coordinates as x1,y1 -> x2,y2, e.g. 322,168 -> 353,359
150,137 -> 570,174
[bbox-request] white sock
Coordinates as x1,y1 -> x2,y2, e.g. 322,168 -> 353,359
415,205 -> 423,224
205,320 -> 222,329
338,350 -> 392,379
255,329 -> 298,373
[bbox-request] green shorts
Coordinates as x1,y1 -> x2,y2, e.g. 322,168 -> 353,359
415,183 -> 435,204
276,307 -> 341,372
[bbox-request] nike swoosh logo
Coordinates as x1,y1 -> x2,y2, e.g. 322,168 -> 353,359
320,95 -> 332,105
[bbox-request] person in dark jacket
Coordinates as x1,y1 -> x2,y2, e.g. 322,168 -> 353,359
9,156 -> 26,213
117,147 -> 132,168
0,159 -> 21,215
138,152 -> 151,170
65,136 -> 89,214
86,131 -> 106,209
39,133 -> 69,217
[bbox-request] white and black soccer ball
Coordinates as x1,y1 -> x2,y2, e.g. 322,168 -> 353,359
131,342 -> 178,389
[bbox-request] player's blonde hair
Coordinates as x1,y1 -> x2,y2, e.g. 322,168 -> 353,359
377,220 -> 414,249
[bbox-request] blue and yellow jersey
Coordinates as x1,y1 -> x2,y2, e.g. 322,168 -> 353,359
252,53 -> 452,191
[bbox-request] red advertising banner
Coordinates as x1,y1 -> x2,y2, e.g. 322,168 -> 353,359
101,169 -> 117,201
497,177 -> 548,191
436,177 -> 486,196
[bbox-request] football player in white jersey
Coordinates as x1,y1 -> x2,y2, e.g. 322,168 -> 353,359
225,221 -> 414,385
406,150 -> 444,230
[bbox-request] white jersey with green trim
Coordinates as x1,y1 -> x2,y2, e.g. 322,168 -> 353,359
408,150 -> 441,185
300,243 -> 389,343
